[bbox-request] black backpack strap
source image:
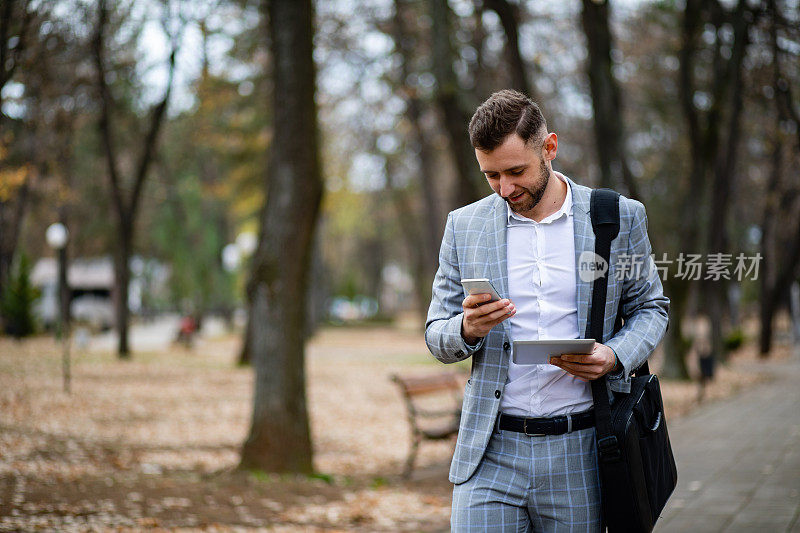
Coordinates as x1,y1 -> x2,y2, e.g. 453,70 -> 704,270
588,189 -> 620,445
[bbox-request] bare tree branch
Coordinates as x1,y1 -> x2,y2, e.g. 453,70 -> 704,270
769,0 -> 800,152
130,40 -> 178,220
483,0 -> 533,99
92,0 -> 126,219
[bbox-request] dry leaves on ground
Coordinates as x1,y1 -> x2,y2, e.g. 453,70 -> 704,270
0,324 -> 787,531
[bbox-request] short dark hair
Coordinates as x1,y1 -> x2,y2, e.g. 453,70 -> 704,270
468,89 -> 547,151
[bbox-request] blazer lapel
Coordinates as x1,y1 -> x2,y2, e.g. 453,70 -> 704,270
566,176 -> 594,339
484,195 -> 510,335
482,178 -> 593,340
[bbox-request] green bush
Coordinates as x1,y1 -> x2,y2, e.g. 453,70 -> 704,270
1,253 -> 40,338
723,328 -> 745,352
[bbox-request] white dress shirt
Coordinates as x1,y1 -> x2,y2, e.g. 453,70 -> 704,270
500,173 -> 594,417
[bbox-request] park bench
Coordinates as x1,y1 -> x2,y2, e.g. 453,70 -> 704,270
390,372 -> 464,478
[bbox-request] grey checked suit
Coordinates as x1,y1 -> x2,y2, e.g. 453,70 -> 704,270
425,175 -> 670,486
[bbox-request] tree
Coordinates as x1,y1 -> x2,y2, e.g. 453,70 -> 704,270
240,0 -> 322,473
429,0 -> 484,207
759,0 -> 800,355
149,5 -> 268,328
678,0 -> 752,371
0,0 -> 35,306
92,0 -> 178,357
389,0 -> 444,318
579,0 -> 639,198
0,252 -> 38,338
483,0 -> 534,99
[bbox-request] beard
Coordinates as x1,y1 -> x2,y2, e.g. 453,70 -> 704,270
506,160 -> 550,213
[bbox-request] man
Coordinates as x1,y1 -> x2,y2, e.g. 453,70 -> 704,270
425,89 -> 669,531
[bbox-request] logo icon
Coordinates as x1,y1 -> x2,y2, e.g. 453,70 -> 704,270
578,251 -> 608,282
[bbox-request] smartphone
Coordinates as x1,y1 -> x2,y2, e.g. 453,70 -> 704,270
460,278 -> 502,303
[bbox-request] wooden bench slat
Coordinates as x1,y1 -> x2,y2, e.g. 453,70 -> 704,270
391,373 -> 461,395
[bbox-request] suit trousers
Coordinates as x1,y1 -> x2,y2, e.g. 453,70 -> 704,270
451,420 -> 601,532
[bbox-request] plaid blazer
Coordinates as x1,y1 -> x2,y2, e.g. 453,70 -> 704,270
425,175 -> 670,484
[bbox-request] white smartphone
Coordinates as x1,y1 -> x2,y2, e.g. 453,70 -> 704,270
460,278 -> 502,302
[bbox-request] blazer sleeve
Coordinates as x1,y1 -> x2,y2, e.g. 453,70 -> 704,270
605,200 -> 670,392
425,213 -> 486,363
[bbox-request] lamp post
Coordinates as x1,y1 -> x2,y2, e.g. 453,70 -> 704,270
46,222 -> 70,394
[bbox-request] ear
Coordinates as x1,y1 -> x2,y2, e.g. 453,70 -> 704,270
542,133 -> 558,162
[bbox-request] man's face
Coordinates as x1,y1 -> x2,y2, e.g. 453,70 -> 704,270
475,132 -> 557,218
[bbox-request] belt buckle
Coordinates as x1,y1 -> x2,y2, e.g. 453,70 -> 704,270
523,418 -> 546,437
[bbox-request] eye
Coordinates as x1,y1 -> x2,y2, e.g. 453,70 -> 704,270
510,169 -> 524,176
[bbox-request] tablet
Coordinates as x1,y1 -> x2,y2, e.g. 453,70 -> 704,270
512,339 -> 596,365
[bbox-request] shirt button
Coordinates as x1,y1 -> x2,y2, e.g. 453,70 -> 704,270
503,342 -> 510,351
495,390 -> 501,399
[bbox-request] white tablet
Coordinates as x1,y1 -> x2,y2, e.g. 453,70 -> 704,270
512,339 -> 596,365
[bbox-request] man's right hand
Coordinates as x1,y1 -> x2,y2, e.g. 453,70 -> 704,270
461,293 -> 516,344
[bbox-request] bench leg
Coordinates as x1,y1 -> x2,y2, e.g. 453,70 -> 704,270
403,435 -> 421,479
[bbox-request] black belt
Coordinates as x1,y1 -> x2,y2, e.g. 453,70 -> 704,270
498,409 -> 595,436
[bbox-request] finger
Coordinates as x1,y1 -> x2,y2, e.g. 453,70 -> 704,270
552,358 -> 601,373
473,299 -> 513,318
463,293 -> 493,309
479,304 -> 515,323
463,296 -> 505,314
559,353 -> 597,364
558,360 -> 604,372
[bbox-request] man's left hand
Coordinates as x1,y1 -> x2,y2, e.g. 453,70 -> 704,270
549,342 -> 618,382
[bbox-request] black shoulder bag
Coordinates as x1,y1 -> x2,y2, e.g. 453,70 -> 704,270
588,188 -> 678,532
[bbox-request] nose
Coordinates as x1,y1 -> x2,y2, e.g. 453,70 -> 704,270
500,176 -> 515,198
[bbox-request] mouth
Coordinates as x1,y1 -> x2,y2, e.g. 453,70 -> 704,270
508,191 -> 525,203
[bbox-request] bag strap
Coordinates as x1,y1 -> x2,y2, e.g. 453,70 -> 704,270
588,188 -> 620,443
587,188 -> 653,462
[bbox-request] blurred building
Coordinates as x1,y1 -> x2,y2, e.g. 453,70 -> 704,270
30,256 -> 169,330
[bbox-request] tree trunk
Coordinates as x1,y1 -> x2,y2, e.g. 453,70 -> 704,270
0,1 -> 35,302
704,0 -> 748,364
790,282 -> 800,345
240,0 -> 321,474
760,226 -> 800,356
579,0 -> 639,198
759,0 -> 800,355
661,279 -> 691,380
429,0 -> 483,208
676,0 -> 754,373
385,157 -> 429,318
114,224 -> 132,358
238,297 -> 253,365
393,0 -> 443,320
759,293 -> 777,355
93,0 -> 176,358
0,182 -> 29,303
408,98 -> 444,282
483,0 -> 533,99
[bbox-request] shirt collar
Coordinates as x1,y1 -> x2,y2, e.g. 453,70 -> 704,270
506,172 -> 573,226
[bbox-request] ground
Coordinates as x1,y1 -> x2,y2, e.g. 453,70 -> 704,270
0,323 -> 787,531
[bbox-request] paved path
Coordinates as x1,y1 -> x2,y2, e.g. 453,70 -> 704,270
656,354 -> 800,532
